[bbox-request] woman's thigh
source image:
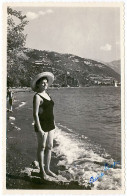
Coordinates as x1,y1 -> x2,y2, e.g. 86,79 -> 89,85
36,132 -> 48,149
46,129 -> 55,148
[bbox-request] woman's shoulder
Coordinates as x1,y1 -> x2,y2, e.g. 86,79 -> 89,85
33,93 -> 44,102
33,93 -> 42,100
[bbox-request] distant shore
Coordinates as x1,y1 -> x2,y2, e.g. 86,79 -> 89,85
10,85 -> 121,92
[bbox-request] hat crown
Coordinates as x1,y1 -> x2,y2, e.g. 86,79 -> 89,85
31,72 -> 54,91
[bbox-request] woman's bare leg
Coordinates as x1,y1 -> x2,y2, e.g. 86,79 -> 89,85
45,129 -> 57,177
36,132 -> 49,179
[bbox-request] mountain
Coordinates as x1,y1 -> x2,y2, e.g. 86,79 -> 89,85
106,60 -> 121,74
7,48 -> 120,87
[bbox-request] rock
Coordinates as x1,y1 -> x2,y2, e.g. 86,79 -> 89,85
20,167 -> 33,177
31,160 -> 40,169
9,116 -> 15,121
14,126 -> 21,131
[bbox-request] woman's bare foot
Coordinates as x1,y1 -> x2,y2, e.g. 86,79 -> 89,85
46,170 -> 57,178
39,172 -> 50,180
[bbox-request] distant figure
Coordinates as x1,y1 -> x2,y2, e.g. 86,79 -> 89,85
7,87 -> 13,112
31,72 -> 57,180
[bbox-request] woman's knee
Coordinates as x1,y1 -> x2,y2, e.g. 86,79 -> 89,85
46,144 -> 53,150
36,132 -> 48,150
38,143 -> 46,151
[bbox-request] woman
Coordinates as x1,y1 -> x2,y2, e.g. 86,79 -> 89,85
7,87 -> 13,112
31,72 -> 56,180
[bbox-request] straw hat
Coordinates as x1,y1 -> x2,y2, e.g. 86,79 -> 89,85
31,72 -> 54,91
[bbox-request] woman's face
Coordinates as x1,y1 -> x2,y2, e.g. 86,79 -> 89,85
38,78 -> 48,91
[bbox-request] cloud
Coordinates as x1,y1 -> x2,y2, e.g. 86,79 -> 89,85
100,44 -> 112,51
26,12 -> 38,20
38,11 -> 46,16
26,9 -> 54,20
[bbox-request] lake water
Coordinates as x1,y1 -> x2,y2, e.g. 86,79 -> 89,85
51,86 -> 121,161
12,86 -> 122,189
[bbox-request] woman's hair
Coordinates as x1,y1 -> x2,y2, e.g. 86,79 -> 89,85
36,76 -> 48,87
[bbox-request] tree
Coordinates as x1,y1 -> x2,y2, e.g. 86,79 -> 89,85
7,7 -> 29,86
7,7 -> 28,51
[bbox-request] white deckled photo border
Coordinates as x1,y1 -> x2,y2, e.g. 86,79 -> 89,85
1,0 -> 126,195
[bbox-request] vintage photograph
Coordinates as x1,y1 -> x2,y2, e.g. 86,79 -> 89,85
4,2 -> 125,192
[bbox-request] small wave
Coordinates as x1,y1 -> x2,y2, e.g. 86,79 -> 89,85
98,107 -> 109,111
57,123 -> 73,133
8,137 -> 15,139
13,99 -> 19,102
15,102 -> 26,109
53,125 -> 121,190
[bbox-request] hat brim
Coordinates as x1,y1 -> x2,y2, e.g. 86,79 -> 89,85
31,72 -> 54,91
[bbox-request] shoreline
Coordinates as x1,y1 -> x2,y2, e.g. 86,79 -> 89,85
6,109 -> 91,190
6,89 -> 121,190
10,85 -> 121,93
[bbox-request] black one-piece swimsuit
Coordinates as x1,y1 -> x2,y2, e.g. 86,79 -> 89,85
34,93 -> 55,132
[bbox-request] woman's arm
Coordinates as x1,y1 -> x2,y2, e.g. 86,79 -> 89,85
54,120 -> 56,127
10,91 -> 13,98
33,94 -> 45,135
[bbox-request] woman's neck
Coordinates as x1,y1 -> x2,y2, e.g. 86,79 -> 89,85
38,90 -> 46,94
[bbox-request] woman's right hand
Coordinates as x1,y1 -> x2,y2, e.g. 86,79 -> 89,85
39,130 -> 45,136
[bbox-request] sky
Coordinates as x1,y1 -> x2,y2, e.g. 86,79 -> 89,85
13,6 -> 121,62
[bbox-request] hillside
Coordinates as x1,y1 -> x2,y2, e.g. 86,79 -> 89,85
107,60 -> 121,74
7,48 -> 120,87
